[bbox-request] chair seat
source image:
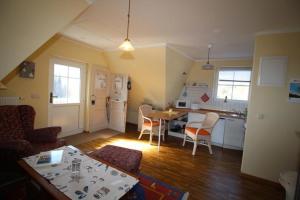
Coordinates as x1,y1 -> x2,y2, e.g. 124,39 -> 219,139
185,127 -> 210,136
143,121 -> 160,127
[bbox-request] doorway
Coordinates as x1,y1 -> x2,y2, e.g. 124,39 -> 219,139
48,58 -> 86,137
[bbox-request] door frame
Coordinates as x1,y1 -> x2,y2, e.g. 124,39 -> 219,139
48,57 -> 86,137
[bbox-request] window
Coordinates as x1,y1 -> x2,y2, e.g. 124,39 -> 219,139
53,64 -> 81,104
216,68 -> 251,101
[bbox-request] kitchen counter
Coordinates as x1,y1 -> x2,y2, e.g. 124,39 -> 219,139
172,107 -> 246,120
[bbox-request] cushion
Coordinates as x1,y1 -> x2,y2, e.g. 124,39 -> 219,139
18,105 -> 35,132
185,127 -> 210,135
89,145 -> 142,173
0,106 -> 25,139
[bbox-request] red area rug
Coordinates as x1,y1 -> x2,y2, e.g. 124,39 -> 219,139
129,173 -> 189,200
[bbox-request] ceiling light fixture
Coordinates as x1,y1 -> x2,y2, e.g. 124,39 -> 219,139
119,0 -> 134,51
202,44 -> 215,70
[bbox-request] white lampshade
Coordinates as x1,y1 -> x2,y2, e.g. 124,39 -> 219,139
202,43 -> 215,70
119,39 -> 134,51
202,62 -> 215,70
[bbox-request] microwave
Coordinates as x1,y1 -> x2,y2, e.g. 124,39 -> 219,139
175,99 -> 190,108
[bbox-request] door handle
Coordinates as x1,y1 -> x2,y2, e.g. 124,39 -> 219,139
91,94 -> 96,105
49,92 -> 58,103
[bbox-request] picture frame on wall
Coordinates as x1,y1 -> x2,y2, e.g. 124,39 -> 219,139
19,61 -> 35,79
288,79 -> 300,103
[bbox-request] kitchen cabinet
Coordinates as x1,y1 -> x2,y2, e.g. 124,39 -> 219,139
138,108 -> 245,150
184,114 -> 245,150
211,119 -> 225,146
223,118 -> 245,150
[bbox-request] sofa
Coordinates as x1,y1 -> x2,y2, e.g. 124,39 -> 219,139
0,105 -> 65,167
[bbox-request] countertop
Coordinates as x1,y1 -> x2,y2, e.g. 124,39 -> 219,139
172,107 -> 246,120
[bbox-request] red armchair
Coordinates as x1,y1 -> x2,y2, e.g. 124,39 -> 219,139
0,105 -> 65,165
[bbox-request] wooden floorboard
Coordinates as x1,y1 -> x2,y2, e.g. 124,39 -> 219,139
75,124 -> 284,200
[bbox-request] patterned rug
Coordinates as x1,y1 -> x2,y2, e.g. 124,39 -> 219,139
129,173 -> 189,200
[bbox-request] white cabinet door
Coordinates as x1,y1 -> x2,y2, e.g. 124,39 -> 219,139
224,118 -> 245,149
211,118 -> 225,146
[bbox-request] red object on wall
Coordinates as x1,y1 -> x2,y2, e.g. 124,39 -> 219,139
201,93 -> 210,102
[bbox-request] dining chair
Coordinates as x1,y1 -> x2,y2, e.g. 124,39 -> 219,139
138,104 -> 165,143
182,112 -> 219,155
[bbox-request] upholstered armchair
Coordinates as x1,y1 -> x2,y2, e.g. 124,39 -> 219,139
0,105 -> 65,166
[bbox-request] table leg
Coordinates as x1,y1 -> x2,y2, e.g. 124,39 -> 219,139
158,118 -> 162,151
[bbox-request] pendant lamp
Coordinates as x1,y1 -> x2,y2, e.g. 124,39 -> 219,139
119,0 -> 134,51
202,44 -> 215,70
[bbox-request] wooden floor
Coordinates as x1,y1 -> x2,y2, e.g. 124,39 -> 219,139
75,124 -> 284,200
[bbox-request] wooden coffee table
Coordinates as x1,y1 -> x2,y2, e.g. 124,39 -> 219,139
18,146 -> 139,200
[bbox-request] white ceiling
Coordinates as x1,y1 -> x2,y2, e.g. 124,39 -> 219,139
62,0 -> 300,60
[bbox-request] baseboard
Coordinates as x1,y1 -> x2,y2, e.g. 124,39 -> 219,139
241,172 -> 283,190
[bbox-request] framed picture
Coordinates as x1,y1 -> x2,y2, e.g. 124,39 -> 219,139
19,61 -> 35,79
288,79 -> 300,103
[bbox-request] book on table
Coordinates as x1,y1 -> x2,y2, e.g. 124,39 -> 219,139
35,150 -> 64,167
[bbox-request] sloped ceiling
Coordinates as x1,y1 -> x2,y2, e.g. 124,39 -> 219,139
0,0 -> 90,80
62,0 -> 300,60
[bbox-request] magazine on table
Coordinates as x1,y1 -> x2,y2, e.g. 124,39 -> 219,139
35,149 -> 64,167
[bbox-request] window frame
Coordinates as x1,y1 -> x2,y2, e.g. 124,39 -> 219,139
214,67 -> 252,102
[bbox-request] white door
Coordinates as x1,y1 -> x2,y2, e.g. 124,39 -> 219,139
108,100 -> 127,132
108,74 -> 128,133
49,58 -> 86,138
89,66 -> 110,132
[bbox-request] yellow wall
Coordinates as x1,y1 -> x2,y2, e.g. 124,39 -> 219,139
104,48 -> 166,124
165,47 -> 194,106
0,35 -> 108,129
187,59 -> 253,90
0,0 -> 89,80
241,32 -> 300,182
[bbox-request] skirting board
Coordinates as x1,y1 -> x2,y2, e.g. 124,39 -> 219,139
240,172 -> 283,190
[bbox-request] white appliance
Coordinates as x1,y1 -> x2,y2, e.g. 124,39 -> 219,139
175,99 -> 190,108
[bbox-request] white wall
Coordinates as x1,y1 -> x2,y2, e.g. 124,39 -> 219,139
241,32 -> 300,182
0,0 -> 89,80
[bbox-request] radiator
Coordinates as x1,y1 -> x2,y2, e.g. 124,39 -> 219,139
0,96 -> 21,105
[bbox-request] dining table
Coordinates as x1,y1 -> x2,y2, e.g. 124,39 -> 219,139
146,110 -> 188,151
